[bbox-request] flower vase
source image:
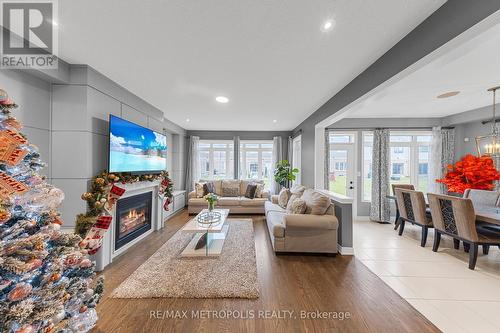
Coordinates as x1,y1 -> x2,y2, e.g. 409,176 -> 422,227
208,201 -> 215,212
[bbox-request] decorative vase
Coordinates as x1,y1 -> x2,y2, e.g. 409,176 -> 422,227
208,201 -> 215,212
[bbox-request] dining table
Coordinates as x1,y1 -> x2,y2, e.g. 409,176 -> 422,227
386,195 -> 500,227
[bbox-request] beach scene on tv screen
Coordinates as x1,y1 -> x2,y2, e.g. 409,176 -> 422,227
109,117 -> 167,172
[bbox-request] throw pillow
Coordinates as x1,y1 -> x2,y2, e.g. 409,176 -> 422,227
290,185 -> 306,196
254,183 -> 264,198
286,193 -> 302,212
301,189 -> 330,215
194,182 -> 205,198
244,184 -> 257,199
289,198 -> 307,214
277,188 -> 291,209
221,180 -> 240,197
202,182 -> 215,196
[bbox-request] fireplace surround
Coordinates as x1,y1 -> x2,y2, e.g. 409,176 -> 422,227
115,191 -> 152,250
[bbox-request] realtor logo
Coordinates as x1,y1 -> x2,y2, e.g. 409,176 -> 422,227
0,0 -> 58,68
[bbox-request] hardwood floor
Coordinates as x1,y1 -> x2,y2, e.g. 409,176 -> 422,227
91,210 -> 439,333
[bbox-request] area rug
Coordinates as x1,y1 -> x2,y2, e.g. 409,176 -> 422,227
111,219 -> 259,299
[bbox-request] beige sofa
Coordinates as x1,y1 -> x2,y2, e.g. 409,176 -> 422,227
264,188 -> 338,254
188,179 -> 270,214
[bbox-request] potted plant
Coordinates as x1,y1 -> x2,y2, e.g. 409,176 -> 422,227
204,193 -> 218,212
273,160 -> 299,189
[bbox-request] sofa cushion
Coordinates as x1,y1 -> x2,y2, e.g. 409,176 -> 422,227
301,189 -> 330,215
188,198 -> 207,206
265,200 -> 285,213
255,184 -> 265,198
217,197 -> 241,206
221,180 -> 240,197
240,197 -> 267,207
244,184 -> 257,199
288,198 -> 307,214
266,210 -> 286,238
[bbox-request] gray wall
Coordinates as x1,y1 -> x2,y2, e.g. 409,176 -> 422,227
1,65 -> 186,231
0,70 -> 52,177
442,103 -> 500,161
293,0 -> 500,187
51,66 -> 186,230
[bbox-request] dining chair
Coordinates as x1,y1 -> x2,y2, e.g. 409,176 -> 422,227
428,193 -> 500,270
392,184 -> 415,230
463,189 -> 500,207
394,188 -> 433,247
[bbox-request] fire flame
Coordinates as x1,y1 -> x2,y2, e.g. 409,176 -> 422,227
128,209 -> 138,219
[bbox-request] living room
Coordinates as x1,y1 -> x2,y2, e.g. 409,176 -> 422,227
2,1 -> 500,333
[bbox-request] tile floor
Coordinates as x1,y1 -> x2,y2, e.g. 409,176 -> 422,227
354,219 -> 500,333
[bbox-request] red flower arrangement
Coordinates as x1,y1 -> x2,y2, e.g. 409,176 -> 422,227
437,154 -> 500,194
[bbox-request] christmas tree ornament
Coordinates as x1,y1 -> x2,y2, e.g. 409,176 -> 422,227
0,90 -> 103,332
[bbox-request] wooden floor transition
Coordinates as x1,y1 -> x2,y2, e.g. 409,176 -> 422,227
91,210 -> 439,333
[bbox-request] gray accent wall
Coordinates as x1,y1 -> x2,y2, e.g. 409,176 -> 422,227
0,70 -> 52,177
1,65 -> 186,231
293,0 -> 500,187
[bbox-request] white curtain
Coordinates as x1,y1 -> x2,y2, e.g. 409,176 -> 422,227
429,127 -> 455,194
370,129 -> 390,223
271,136 -> 283,194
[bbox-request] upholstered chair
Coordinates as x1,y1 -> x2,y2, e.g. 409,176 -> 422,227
428,193 -> 500,270
394,188 -> 433,246
463,189 -> 500,208
391,184 -> 415,230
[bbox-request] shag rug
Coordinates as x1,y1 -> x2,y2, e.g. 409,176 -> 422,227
111,219 -> 259,299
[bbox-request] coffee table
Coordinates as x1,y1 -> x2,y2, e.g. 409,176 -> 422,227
180,209 -> 230,257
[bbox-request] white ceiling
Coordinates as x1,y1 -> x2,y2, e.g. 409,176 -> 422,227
346,12 -> 500,119
57,0 -> 445,130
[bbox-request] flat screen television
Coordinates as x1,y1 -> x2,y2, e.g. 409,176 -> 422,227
108,115 -> 167,173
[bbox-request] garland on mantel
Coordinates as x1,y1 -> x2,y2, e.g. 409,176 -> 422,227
76,170 -> 173,254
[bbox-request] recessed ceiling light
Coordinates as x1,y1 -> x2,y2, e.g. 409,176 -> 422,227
322,19 -> 335,32
437,91 -> 460,99
186,118 -> 190,122
273,119 -> 277,123
215,96 -> 229,103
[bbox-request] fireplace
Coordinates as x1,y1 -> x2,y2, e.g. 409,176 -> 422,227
115,191 -> 152,250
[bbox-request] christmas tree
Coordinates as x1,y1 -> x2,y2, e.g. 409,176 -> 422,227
0,89 -> 103,333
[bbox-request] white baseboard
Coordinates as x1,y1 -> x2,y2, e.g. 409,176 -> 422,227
337,244 -> 354,255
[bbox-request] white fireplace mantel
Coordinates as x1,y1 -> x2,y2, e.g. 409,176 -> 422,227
92,180 -> 163,271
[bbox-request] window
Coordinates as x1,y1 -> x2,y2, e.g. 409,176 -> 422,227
292,135 -> 301,186
362,131 -> 432,201
392,163 -> 404,175
240,140 -> 274,188
335,162 -> 347,171
198,140 -> 234,180
389,131 -> 431,193
327,133 -> 355,195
